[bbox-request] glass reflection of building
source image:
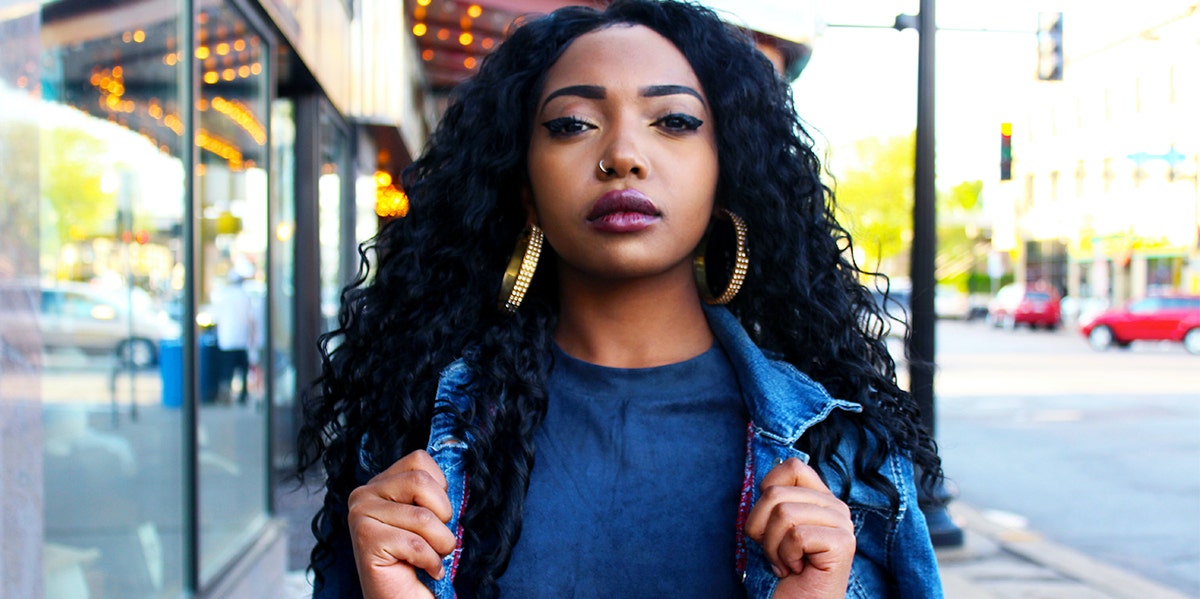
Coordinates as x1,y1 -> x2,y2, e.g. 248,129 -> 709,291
0,1 -> 427,597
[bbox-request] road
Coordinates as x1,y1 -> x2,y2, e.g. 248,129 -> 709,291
916,319 -> 1200,595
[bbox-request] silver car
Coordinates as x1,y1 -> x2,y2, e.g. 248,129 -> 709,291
39,282 -> 181,368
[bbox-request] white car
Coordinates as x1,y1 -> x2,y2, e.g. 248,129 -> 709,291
39,282 -> 182,367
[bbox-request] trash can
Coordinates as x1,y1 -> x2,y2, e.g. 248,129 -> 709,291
159,338 -> 183,408
199,328 -> 219,405
158,332 -> 220,406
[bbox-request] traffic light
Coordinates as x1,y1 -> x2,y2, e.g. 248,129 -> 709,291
1000,122 -> 1013,181
1038,12 -> 1063,81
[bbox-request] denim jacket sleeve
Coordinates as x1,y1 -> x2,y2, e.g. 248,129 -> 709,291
742,440 -> 943,598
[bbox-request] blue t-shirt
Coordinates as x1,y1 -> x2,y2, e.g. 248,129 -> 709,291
497,343 -> 748,598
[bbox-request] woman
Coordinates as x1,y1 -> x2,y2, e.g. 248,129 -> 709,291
299,1 -> 943,597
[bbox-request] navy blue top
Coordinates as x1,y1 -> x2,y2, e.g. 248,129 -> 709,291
497,343 -> 748,598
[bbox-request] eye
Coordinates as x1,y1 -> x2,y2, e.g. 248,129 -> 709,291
654,113 -> 703,133
541,117 -> 595,137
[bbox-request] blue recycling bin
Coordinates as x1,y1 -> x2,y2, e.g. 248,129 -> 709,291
159,338 -> 183,407
158,330 -> 220,407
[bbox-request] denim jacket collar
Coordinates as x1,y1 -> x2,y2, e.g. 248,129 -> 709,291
704,304 -> 863,443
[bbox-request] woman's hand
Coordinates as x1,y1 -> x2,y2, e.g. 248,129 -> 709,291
745,457 -> 856,599
348,450 -> 457,599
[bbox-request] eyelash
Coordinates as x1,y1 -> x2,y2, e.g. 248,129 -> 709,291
654,113 -> 704,132
541,117 -> 594,137
540,113 -> 704,137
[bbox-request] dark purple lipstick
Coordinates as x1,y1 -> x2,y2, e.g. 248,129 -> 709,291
586,189 -> 661,233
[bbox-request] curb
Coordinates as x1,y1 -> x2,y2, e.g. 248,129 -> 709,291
940,502 -> 1190,599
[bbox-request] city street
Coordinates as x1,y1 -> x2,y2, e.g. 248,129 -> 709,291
920,319 -> 1200,595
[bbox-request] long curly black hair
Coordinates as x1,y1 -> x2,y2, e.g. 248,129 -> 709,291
298,0 -> 939,596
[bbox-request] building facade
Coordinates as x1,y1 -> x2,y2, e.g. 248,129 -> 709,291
0,0 -> 429,596
995,4 -> 1200,305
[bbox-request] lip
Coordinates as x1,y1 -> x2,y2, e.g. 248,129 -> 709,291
586,189 -> 661,233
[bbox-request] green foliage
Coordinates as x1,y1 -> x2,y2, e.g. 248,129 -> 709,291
832,133 -> 914,272
40,125 -> 116,243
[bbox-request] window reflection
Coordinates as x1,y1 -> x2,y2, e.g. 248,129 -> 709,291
38,2 -> 187,596
195,1 -> 270,585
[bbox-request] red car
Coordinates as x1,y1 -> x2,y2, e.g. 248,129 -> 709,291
1080,295 -> 1200,353
988,283 -> 1062,330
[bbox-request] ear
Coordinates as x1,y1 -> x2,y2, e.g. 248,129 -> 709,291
520,185 -> 539,227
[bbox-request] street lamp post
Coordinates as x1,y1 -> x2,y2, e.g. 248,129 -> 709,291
909,0 -> 965,548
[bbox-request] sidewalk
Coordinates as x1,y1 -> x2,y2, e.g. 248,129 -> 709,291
275,479 -> 1189,598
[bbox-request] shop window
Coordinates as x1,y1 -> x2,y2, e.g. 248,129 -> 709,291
37,1 -> 187,596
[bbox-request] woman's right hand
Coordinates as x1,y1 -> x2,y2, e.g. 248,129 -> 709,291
348,450 -> 457,599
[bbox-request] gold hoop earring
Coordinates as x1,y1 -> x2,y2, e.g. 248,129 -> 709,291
693,210 -> 749,305
498,224 -> 544,314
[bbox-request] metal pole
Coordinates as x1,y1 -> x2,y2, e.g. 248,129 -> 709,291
911,0 -> 964,548
911,0 -> 936,442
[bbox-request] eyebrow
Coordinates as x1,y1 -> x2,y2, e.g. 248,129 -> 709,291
540,84 -> 707,110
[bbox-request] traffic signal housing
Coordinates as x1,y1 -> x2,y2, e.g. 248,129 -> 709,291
1000,122 -> 1013,181
1038,12 -> 1063,81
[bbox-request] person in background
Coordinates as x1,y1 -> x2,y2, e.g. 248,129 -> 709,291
299,1 -> 944,597
212,268 -> 256,405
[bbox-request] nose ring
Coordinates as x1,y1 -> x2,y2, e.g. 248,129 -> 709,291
598,160 -> 615,175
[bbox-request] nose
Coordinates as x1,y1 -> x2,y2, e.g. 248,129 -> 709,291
598,120 -> 647,179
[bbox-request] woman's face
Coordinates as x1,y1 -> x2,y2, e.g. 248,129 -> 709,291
527,24 -> 719,284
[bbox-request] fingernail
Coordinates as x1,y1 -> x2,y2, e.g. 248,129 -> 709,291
435,565 -> 446,580
771,564 -> 786,578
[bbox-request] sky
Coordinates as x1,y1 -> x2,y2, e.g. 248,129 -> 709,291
787,0 -> 1197,185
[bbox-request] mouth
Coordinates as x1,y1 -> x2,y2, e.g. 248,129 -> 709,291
587,189 -> 661,221
585,189 -> 661,233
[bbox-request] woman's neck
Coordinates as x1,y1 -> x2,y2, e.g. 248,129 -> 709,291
553,266 -> 714,368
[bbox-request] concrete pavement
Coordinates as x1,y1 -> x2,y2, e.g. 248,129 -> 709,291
275,478 -> 1191,598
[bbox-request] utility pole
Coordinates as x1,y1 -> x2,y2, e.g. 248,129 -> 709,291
909,0 -> 964,548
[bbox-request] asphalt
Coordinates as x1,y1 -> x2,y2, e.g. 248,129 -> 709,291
274,474 -> 1191,599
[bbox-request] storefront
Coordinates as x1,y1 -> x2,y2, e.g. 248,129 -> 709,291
0,0 -> 425,596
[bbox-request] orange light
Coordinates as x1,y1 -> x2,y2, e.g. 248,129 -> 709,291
422,49 -> 435,61
464,57 -> 477,69
238,65 -> 250,78
413,23 -> 428,36
222,68 -> 236,81
196,46 -> 210,59
204,71 -> 219,84
437,29 -> 450,41
481,38 -> 494,49
216,42 -> 230,55
416,0 -> 431,6
133,30 -> 145,43
234,39 -> 246,52
112,66 -> 124,79
374,170 -> 392,187
467,4 -> 482,17
458,32 -> 473,46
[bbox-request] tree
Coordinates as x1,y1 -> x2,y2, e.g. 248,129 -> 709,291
40,125 -> 117,244
832,132 -> 915,275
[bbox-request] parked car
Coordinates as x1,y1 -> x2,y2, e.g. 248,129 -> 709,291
39,282 -> 182,367
1079,294 -> 1200,353
987,283 -> 1062,330
935,284 -> 971,320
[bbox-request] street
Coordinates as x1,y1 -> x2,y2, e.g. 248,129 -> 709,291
921,319 -> 1200,595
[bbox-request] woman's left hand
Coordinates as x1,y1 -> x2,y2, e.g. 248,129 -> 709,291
745,457 -> 856,599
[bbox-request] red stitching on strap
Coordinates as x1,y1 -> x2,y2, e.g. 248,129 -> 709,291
448,474 -> 471,584
735,421 -> 754,574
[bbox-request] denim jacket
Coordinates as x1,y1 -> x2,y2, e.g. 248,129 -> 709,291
368,305 -> 943,598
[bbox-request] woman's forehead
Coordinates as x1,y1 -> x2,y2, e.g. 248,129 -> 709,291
539,25 -> 704,99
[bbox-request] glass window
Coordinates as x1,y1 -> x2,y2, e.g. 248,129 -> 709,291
269,98 -> 297,468
36,1 -> 187,596
319,109 -> 349,335
195,1 -> 270,585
